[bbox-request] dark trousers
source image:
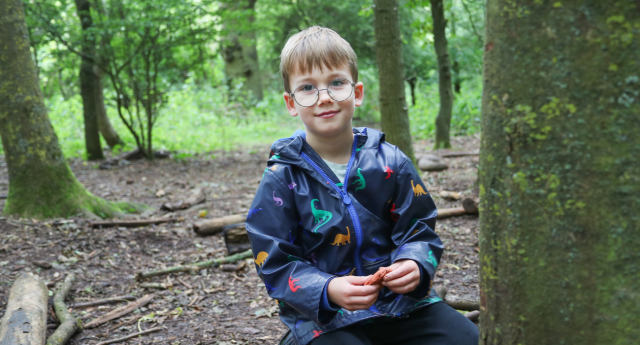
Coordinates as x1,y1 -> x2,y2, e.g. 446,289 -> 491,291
310,302 -> 479,345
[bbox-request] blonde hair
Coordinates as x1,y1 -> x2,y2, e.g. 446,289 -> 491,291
280,26 -> 358,93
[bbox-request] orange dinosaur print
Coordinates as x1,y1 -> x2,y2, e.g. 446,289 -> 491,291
312,330 -> 323,338
411,180 -> 427,196
390,204 -> 399,221
289,276 -> 301,292
331,226 -> 351,246
384,166 -> 394,179
269,164 -> 280,171
411,228 -> 420,236
254,251 -> 268,267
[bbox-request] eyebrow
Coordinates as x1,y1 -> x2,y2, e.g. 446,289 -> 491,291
293,72 -> 349,87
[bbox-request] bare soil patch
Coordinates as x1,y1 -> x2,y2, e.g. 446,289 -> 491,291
0,134 -> 480,345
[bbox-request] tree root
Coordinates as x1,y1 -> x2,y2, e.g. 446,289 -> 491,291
46,273 -> 82,345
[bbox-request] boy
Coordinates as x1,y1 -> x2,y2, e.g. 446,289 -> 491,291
245,26 -> 479,345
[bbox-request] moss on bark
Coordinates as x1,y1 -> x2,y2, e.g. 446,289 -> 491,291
480,1 -> 640,344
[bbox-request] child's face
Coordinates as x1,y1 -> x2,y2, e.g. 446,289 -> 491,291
283,64 -> 364,140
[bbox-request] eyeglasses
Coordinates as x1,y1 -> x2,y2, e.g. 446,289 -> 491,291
290,78 -> 356,107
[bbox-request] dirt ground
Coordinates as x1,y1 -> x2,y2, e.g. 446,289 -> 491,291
0,134 -> 480,345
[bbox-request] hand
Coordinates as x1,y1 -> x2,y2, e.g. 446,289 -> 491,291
382,259 -> 420,294
327,276 -> 382,311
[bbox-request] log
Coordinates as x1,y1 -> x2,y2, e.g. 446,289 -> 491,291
46,273 -> 82,345
0,272 -> 48,344
436,207 -> 467,219
161,189 -> 206,211
465,310 -> 480,322
136,249 -> 253,280
462,198 -> 479,214
223,223 -> 251,255
84,294 -> 155,329
90,218 -> 183,228
95,327 -> 162,345
445,298 -> 480,311
193,214 -> 246,236
71,296 -> 136,309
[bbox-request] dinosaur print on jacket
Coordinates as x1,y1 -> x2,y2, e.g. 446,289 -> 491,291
248,208 -> 263,218
289,276 -> 301,292
312,330 -> 323,338
411,180 -> 427,196
427,250 -> 438,268
273,191 -> 283,206
269,164 -> 280,171
254,251 -> 268,267
331,226 -> 351,246
384,166 -> 394,179
311,199 -> 332,232
352,168 -> 366,191
390,204 -> 400,221
288,182 -> 297,189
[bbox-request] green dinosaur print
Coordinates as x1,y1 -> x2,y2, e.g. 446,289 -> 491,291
414,296 -> 442,306
336,182 -> 343,187
262,167 -> 268,178
427,250 -> 438,268
352,168 -> 366,191
270,154 -> 281,160
338,310 -> 344,316
311,199 -> 332,233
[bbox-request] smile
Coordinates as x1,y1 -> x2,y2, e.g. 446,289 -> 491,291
316,110 -> 339,118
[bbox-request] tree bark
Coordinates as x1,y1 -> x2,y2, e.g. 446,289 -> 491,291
221,0 -> 263,101
74,0 -> 104,160
431,0 -> 453,149
0,273 -> 48,344
47,273 -> 82,345
480,1 -> 640,344
0,0 -> 145,218
96,69 -> 125,148
374,0 -> 416,164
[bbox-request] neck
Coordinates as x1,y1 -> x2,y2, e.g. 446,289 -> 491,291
305,128 -> 354,164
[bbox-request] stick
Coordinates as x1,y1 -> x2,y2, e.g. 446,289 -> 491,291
445,298 -> 480,311
136,249 -> 252,280
95,327 -> 163,345
465,310 -> 480,322
462,198 -> 479,214
84,294 -> 155,329
0,272 -> 48,344
139,282 -> 170,289
89,218 -> 183,229
436,207 -> 467,219
46,273 -> 82,345
177,277 -> 193,289
71,296 -> 136,309
193,214 -> 246,236
440,151 -> 479,158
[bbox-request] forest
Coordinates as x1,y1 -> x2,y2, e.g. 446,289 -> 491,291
0,0 -> 638,344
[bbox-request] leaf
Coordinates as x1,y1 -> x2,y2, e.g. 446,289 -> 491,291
138,312 -> 156,332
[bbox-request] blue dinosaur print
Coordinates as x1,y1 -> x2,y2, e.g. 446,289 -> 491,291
264,282 -> 277,292
248,208 -> 263,218
363,247 -> 383,261
295,320 -> 305,328
288,231 -> 297,244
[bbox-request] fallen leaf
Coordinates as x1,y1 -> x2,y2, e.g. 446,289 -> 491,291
156,189 -> 166,197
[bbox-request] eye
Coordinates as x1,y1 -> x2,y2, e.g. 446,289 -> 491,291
330,79 -> 347,87
297,84 -> 315,93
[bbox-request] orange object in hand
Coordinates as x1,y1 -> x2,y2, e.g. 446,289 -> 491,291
364,267 -> 393,285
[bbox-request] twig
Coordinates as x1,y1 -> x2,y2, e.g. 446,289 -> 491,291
84,249 -> 103,260
46,274 -> 66,288
71,296 -> 136,309
90,218 -> 183,228
46,273 -> 83,345
84,294 -> 155,329
460,0 -> 483,45
177,277 -> 193,289
139,282 -> 170,289
95,327 -> 162,345
136,249 -> 252,280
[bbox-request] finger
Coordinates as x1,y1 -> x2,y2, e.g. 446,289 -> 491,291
384,271 -> 418,288
384,265 -> 411,281
348,284 -> 381,296
342,275 -> 369,285
345,294 -> 378,305
388,282 -> 418,295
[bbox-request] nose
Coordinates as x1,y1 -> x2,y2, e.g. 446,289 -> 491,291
316,88 -> 334,106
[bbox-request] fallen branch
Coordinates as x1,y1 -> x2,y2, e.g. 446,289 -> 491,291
71,296 -> 136,309
436,207 -> 467,219
161,189 -> 206,211
0,272 -> 48,344
95,327 -> 162,345
465,310 -> 480,322
46,273 -> 82,345
139,282 -> 171,289
136,249 -> 252,280
445,298 -> 480,312
193,214 -> 246,236
440,151 -> 479,158
90,218 -> 183,229
84,294 -> 155,329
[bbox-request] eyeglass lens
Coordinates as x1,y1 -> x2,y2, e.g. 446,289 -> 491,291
293,78 -> 353,107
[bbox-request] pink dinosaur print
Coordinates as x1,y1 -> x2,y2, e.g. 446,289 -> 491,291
384,166 -> 394,179
289,276 -> 301,292
390,203 -> 399,221
312,330 -> 323,338
273,191 -> 283,206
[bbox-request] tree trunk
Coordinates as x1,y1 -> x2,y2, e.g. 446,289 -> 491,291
407,75 -> 417,106
95,69 -> 125,149
451,12 -> 461,94
479,1 -> 640,344
431,0 -> 453,149
75,0 -> 104,160
0,0 -> 146,218
221,0 -> 263,101
374,0 -> 416,164
0,273 -> 48,344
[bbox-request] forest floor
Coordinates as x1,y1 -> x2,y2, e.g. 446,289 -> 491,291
0,134 -> 480,345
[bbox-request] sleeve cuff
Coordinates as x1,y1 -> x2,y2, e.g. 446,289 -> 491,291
319,276 -> 340,311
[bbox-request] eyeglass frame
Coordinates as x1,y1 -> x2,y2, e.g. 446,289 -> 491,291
288,78 -> 357,107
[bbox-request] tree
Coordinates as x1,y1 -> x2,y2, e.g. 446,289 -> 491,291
430,0 -> 453,149
373,0 -> 416,164
0,0 -> 145,218
479,1 -> 640,343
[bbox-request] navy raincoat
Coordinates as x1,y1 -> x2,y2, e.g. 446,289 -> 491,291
245,128 -> 444,345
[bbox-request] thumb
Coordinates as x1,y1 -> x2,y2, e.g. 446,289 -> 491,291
342,275 -> 369,285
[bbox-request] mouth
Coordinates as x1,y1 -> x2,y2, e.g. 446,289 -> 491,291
316,110 -> 339,118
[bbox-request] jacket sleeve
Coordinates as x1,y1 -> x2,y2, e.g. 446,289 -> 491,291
245,168 -> 336,323
388,159 -> 443,300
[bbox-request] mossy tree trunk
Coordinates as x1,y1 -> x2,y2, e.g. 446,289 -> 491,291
0,0 -> 146,219
479,1 -> 640,344
374,0 -> 416,164
431,0 -> 453,149
221,0 -> 263,101
74,0 -> 104,160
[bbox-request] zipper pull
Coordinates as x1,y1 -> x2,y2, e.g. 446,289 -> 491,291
341,192 -> 352,205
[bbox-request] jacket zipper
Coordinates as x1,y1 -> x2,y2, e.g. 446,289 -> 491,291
300,136 -> 365,276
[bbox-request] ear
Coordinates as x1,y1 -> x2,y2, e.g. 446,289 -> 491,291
283,92 -> 298,117
354,82 -> 364,107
